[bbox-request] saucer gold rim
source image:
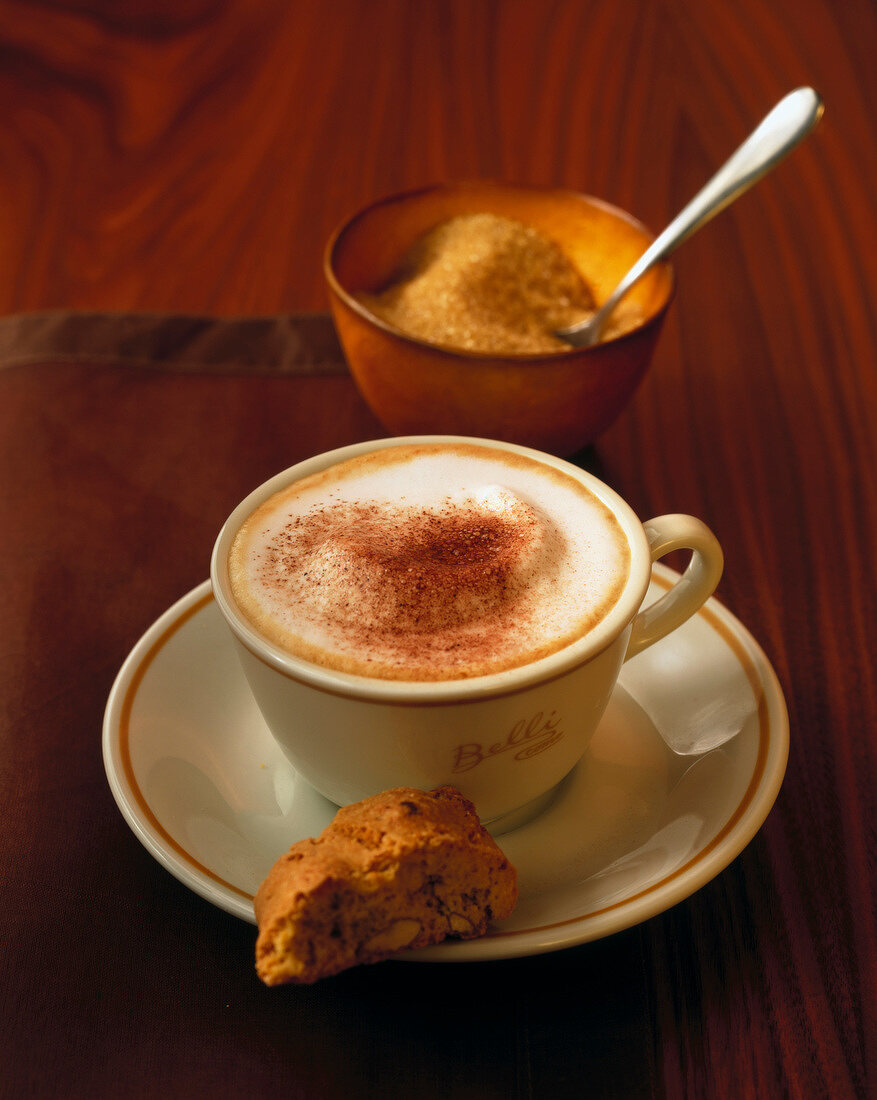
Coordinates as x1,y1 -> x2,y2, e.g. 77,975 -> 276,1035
102,570 -> 788,961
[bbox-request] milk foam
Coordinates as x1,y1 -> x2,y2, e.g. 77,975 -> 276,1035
228,443 -> 630,680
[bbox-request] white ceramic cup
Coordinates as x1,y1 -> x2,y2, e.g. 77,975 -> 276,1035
211,436 -> 723,824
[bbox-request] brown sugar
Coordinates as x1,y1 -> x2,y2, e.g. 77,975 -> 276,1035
355,212 -> 634,354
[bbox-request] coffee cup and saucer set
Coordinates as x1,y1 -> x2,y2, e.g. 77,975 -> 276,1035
103,437 -> 788,962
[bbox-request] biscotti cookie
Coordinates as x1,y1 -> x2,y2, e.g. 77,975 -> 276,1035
254,785 -> 518,985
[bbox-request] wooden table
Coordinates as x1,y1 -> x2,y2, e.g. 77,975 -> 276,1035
1,1 -> 874,1096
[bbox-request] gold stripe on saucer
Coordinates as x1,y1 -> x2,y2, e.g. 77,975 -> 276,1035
118,578 -> 774,938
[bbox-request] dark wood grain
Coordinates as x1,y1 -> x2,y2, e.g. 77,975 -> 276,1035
0,1 -> 874,1098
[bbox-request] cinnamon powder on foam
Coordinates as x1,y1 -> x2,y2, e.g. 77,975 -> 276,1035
228,445 -> 631,681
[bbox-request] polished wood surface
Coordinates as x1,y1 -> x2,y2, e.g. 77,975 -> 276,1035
1,1 -> 875,1097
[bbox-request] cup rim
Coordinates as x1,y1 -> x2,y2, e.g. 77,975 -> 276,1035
323,179 -> 675,362
210,435 -> 652,703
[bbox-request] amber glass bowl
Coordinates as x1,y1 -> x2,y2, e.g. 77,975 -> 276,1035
324,181 -> 674,455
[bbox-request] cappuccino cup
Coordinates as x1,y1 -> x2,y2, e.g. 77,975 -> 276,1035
211,436 -> 723,823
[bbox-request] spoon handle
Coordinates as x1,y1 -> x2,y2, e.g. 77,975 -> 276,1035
586,87 -> 824,340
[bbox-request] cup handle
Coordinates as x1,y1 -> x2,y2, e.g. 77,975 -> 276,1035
625,514 -> 724,661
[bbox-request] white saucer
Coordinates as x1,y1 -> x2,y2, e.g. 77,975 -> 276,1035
102,566 -> 788,962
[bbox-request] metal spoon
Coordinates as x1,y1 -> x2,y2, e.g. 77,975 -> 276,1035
556,86 -> 824,348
